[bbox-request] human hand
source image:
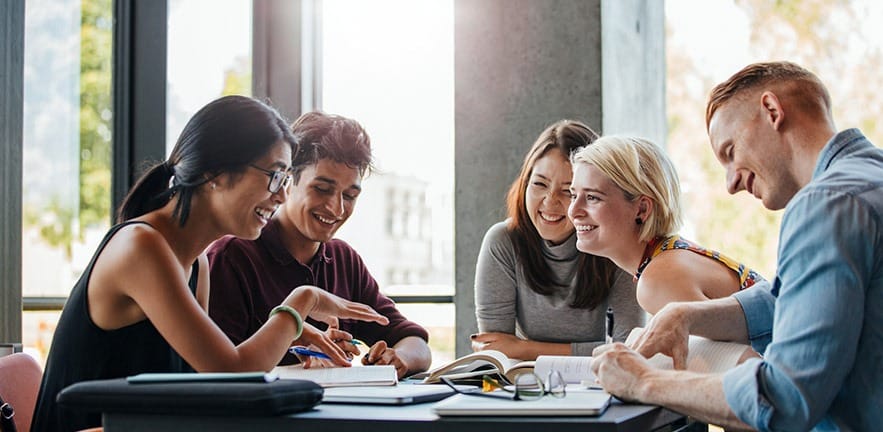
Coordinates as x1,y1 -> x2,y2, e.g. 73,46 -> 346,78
629,303 -> 692,370
362,340 -> 409,379
591,343 -> 652,402
285,286 -> 390,327
470,332 -> 525,358
303,320 -> 360,361
297,344 -> 336,369
325,325 -> 361,360
295,323 -> 353,367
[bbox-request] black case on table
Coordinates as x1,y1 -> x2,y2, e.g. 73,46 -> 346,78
57,378 -> 323,416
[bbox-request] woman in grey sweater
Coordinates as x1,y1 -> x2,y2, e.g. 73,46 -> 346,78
473,120 -> 645,359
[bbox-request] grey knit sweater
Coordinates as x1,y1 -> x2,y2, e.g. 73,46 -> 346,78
474,221 -> 646,356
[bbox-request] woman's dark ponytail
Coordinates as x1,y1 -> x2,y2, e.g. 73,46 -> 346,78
116,161 -> 177,223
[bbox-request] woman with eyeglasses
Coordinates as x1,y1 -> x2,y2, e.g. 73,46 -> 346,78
472,120 -> 645,361
32,96 -> 389,432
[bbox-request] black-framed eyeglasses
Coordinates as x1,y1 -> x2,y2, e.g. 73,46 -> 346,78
249,164 -> 292,194
440,370 -> 566,401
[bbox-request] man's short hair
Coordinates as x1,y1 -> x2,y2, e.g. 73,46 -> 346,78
290,111 -> 374,182
705,61 -> 832,129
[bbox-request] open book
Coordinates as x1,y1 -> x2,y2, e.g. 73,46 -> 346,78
272,364 -> 397,387
626,327 -> 752,373
532,355 -> 595,385
416,350 -> 535,384
416,350 -> 599,385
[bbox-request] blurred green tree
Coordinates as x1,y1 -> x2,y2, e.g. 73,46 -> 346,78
23,0 -> 112,257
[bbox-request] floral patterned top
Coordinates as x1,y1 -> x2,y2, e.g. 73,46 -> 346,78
635,234 -> 763,290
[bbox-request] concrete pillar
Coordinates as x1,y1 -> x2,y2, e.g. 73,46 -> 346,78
1,0 -> 24,343
454,0 -> 665,356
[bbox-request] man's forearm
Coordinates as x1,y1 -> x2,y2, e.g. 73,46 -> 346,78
393,336 -> 432,374
640,369 -> 751,430
676,296 -> 750,344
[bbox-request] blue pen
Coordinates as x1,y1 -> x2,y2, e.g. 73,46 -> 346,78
290,346 -> 332,360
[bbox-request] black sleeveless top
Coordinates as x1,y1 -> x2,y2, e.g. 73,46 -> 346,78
31,221 -> 198,432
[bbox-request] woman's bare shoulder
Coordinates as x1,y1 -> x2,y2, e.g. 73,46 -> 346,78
637,252 -> 710,314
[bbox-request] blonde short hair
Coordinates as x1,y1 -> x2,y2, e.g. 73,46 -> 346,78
571,136 -> 682,242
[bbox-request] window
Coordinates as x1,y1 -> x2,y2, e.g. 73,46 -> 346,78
167,0 -> 252,151
665,0 -> 883,279
21,0 -> 113,363
320,0 -> 455,366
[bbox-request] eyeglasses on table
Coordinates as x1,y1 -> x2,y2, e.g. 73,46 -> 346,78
440,370 -> 566,401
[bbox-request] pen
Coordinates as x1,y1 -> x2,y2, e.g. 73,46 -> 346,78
289,346 -> 331,360
605,307 -> 614,344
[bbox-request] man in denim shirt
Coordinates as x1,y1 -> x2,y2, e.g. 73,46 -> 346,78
591,61 -> 882,431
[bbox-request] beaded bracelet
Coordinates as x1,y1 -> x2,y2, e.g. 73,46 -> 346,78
269,305 -> 304,340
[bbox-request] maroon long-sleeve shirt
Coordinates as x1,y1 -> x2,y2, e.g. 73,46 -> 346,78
207,219 -> 428,365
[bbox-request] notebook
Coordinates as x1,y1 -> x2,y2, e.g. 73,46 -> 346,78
273,364 -> 397,387
432,389 -> 611,416
322,384 -> 454,405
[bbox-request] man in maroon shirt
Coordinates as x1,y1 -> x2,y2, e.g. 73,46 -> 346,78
207,112 -> 431,378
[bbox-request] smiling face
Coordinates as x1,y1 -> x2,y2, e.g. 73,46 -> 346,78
524,148 -> 575,245
213,140 -> 291,240
279,158 -> 362,260
567,162 -> 643,261
708,99 -> 800,211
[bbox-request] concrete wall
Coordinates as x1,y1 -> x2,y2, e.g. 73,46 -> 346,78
454,0 -> 665,356
602,0 -> 667,143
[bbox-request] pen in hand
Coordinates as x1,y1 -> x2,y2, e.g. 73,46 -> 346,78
289,346 -> 332,361
605,307 -> 614,345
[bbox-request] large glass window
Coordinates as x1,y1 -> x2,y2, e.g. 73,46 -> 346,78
665,0 -> 883,279
167,0 -> 252,151
21,0 -> 113,363
320,0 -> 455,366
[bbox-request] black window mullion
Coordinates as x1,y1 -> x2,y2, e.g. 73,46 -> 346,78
112,0 -> 168,215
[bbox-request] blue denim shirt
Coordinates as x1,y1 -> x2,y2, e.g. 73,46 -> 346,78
722,129 -> 883,431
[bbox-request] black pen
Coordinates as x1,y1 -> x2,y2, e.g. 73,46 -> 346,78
605,307 -> 614,344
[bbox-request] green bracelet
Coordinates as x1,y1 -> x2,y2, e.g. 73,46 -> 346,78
270,305 -> 303,340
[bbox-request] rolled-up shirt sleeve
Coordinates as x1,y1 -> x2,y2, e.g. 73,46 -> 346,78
723,190 -> 873,431
731,280 -> 775,354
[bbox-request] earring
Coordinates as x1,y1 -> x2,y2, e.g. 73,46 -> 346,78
635,218 -> 643,225
211,182 -> 217,190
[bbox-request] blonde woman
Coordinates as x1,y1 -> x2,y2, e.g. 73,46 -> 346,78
567,135 -> 763,314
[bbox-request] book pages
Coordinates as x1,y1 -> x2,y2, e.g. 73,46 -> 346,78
626,327 -> 750,373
